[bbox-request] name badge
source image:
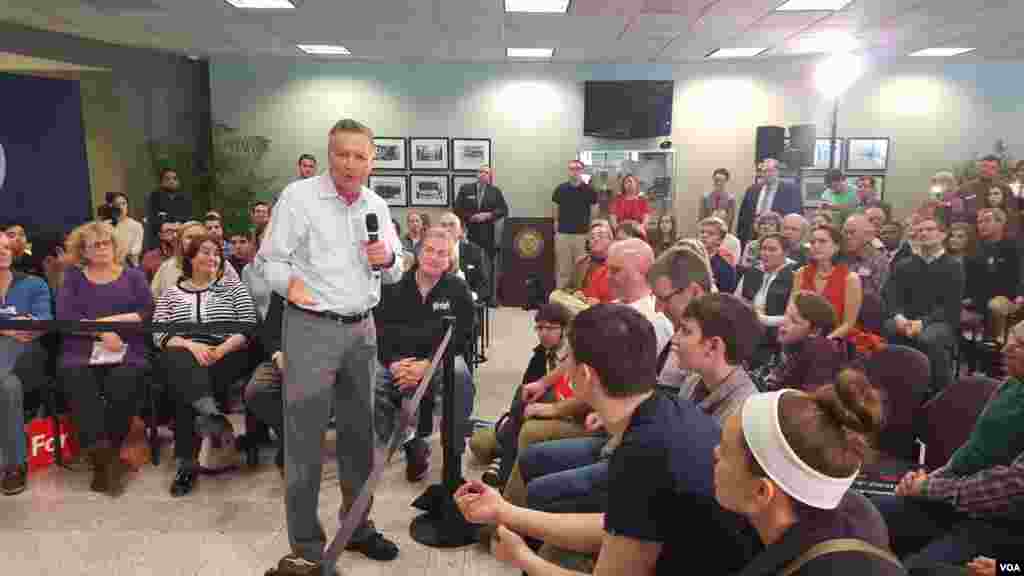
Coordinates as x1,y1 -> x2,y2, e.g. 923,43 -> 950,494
857,267 -> 872,277
432,299 -> 452,312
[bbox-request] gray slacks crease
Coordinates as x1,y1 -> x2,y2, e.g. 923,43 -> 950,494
282,306 -> 378,563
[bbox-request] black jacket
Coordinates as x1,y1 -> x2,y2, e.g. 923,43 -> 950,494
145,188 -> 192,248
884,251 -> 962,328
458,239 -> 491,303
740,264 -> 795,345
256,291 -> 285,359
737,180 -> 803,245
453,183 -> 508,254
374,267 -> 475,366
965,238 -> 1021,308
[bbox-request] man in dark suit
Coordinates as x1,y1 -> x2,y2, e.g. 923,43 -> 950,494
736,158 -> 803,246
453,165 -> 508,257
440,211 -> 491,303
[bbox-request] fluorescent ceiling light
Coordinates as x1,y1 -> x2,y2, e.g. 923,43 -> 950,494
507,48 -> 555,58
706,48 -> 768,59
224,0 -> 295,8
910,47 -> 975,57
297,44 -> 351,55
505,0 -> 571,14
775,0 -> 849,11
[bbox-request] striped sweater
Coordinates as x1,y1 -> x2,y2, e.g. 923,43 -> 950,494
152,276 -> 258,348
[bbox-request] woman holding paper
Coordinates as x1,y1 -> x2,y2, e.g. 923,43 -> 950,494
58,221 -> 153,496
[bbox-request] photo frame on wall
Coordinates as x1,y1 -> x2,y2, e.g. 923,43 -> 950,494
410,137 -> 449,170
451,138 -> 491,172
410,173 -> 450,206
846,138 -> 890,171
374,137 -> 406,170
813,138 -> 845,170
451,174 -> 478,198
368,174 -> 409,207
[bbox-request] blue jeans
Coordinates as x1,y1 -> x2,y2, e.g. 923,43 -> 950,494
374,356 -> 475,458
873,495 -> 1021,570
520,435 -> 609,514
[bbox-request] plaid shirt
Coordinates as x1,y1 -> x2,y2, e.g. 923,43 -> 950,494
848,245 -> 890,298
922,450 -> 1024,519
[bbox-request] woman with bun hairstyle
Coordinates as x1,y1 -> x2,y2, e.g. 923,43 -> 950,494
713,369 -> 906,575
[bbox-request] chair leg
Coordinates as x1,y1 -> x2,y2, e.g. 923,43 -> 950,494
147,380 -> 161,466
48,382 -> 65,468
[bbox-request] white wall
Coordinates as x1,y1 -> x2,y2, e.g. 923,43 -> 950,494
210,55 -> 1024,234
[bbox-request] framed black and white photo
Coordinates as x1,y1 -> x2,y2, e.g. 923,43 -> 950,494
410,137 -> 449,170
452,174 -> 478,198
813,138 -> 845,170
410,174 -> 450,206
452,138 -> 492,172
368,174 -> 409,207
373,137 -> 406,170
846,138 -> 890,171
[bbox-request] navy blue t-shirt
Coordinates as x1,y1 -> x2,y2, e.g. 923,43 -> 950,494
552,181 -> 597,234
605,391 -> 758,576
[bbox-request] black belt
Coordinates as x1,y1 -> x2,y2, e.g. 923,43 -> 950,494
288,301 -> 369,324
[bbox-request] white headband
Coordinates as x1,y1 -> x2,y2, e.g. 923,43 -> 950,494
741,390 -> 858,510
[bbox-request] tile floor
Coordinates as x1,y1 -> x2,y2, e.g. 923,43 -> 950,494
1,307 -> 536,576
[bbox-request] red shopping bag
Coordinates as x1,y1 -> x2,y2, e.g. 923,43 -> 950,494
26,415 -> 79,472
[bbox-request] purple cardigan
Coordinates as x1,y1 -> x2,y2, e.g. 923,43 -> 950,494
57,267 -> 153,368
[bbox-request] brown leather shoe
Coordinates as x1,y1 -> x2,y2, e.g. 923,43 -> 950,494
1,464 -> 27,495
264,554 -> 338,576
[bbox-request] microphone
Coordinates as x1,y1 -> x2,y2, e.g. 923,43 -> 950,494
365,213 -> 381,271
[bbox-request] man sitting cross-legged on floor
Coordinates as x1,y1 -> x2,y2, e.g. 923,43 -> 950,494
373,226 -> 476,483
456,304 -> 758,576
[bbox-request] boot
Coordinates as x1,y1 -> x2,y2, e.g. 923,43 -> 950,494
89,442 -> 113,494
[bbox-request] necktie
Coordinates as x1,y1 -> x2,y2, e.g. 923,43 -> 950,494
477,183 -> 484,210
757,184 -> 771,215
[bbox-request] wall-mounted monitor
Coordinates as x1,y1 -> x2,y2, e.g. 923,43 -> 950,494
584,81 -> 674,140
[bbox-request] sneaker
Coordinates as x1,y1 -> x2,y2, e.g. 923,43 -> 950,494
345,531 -> 399,561
264,553 -> 338,576
1,465 -> 27,496
404,439 -> 430,483
481,458 -> 502,487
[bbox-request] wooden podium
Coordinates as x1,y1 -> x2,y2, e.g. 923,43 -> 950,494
499,217 -> 554,308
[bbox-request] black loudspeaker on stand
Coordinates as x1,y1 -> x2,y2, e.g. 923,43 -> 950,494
409,316 -> 480,547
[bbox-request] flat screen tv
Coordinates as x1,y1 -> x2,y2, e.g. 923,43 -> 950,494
584,81 -> 673,140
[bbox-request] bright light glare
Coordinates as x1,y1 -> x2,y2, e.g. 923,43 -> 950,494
910,47 -> 975,57
297,44 -> 352,55
504,0 -> 571,13
507,48 -> 555,58
224,0 -> 295,8
706,48 -> 768,59
815,52 -> 863,98
775,0 -> 850,11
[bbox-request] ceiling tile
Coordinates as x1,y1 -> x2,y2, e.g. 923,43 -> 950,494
626,14 -> 694,37
732,12 -> 825,47
572,0 -> 645,17
641,0 -> 708,15
503,14 -> 628,44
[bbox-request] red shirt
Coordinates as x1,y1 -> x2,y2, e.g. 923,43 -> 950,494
610,195 -> 650,223
582,263 -> 612,303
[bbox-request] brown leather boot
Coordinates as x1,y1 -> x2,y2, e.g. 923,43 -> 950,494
89,442 -> 114,494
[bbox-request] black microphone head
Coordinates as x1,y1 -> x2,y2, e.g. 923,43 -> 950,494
365,213 -> 379,233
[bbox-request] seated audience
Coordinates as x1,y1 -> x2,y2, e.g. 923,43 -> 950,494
439,211 -> 491,303
874,319 -> 1024,570
203,212 -> 234,265
227,231 -> 253,274
864,206 -> 889,254
402,211 -> 425,255
651,214 -> 676,256
606,238 -> 674,351
152,233 -> 257,497
964,208 -> 1021,340
843,214 -> 890,299
0,234 -> 53,496
739,211 -> 782,271
714,370 -> 903,575
58,221 -> 153,495
757,291 -> 844,393
105,192 -> 144,267
141,220 -> 178,281
566,220 -> 615,304
608,174 -> 650,230
880,221 -> 904,263
152,220 -> 239,298
456,304 -> 757,576
884,215 -> 962,394
812,209 -> 833,229
242,291 -> 286,473
469,302 -> 572,487
781,213 -> 810,266
699,216 -> 738,293
735,233 -> 796,366
250,201 -> 271,247
4,224 -> 31,273
373,227 -> 475,483
673,293 -> 759,424
945,221 -> 972,263
792,225 -> 864,342
614,219 -> 646,241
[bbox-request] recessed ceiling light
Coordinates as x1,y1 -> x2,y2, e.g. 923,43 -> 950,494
910,47 -> 975,57
504,0 -> 571,14
706,48 -> 768,59
507,48 -> 555,58
297,44 -> 351,56
224,0 -> 295,8
774,0 -> 849,11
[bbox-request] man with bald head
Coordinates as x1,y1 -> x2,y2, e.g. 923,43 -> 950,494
736,158 -> 803,245
864,206 -> 890,255
844,213 -> 890,297
607,238 -> 674,351
780,213 -> 809,266
439,211 -> 490,302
